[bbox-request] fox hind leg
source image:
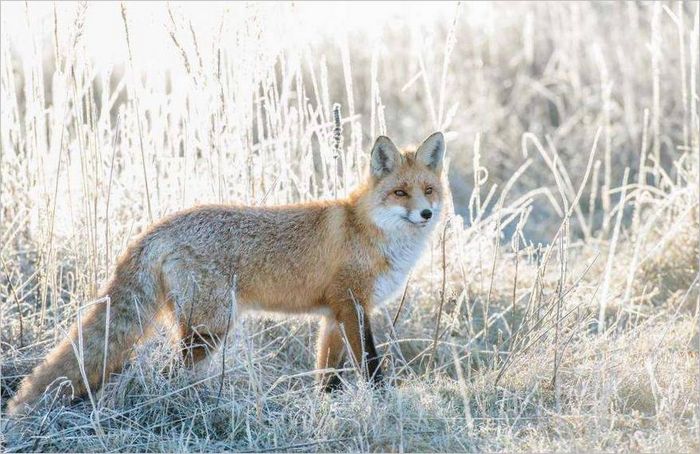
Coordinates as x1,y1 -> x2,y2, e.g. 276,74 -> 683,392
171,289 -> 237,368
180,326 -> 225,367
161,257 -> 238,368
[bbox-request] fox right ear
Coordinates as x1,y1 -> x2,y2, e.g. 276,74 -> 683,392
370,136 -> 400,178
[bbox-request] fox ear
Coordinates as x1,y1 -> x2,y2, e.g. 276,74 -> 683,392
370,136 -> 401,178
416,132 -> 445,172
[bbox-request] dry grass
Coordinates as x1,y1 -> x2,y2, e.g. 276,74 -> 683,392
1,2 -> 699,452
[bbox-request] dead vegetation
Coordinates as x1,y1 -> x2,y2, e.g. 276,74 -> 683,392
1,2 -> 698,452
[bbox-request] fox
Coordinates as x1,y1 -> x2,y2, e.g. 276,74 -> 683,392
6,132 -> 446,416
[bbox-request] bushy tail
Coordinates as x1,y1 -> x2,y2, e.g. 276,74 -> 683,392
7,253 -> 160,416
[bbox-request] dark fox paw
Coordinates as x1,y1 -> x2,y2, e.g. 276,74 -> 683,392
369,368 -> 388,393
319,372 -> 344,394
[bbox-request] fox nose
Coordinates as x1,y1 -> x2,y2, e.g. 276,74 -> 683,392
420,209 -> 432,220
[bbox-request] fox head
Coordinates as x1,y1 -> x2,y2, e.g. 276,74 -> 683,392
365,132 -> 446,232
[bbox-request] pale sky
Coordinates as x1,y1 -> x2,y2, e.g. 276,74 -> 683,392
1,1 -> 465,72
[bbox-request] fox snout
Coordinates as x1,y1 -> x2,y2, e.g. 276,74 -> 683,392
371,193 -> 441,230
404,201 -> 439,226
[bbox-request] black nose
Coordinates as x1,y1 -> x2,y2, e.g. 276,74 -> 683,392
420,209 -> 432,220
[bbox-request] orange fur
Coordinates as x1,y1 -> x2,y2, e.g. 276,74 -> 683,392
7,132 -> 447,415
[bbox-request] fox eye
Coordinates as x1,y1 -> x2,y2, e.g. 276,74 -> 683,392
394,189 -> 408,197
425,187 -> 433,195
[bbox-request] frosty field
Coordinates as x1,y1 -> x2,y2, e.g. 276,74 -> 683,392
1,2 -> 698,452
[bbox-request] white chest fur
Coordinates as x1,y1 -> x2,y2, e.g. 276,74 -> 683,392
373,233 -> 429,304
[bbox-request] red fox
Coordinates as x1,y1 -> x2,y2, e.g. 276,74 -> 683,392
7,132 -> 446,416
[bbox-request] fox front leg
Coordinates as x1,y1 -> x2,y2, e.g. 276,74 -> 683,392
359,312 -> 384,386
331,303 -> 384,388
316,316 -> 346,392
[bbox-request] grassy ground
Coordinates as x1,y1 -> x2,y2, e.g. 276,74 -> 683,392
1,2 -> 699,452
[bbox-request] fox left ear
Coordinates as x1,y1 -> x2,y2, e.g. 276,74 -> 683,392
370,136 -> 401,178
416,132 -> 445,172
